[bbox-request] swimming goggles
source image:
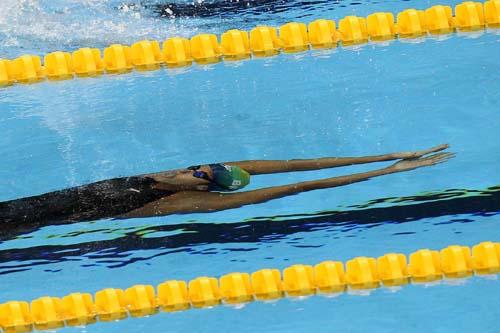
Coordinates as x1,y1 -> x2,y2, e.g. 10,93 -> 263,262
187,164 -> 233,191
187,165 -> 213,182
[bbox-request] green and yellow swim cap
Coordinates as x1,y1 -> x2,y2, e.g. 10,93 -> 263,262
209,164 -> 250,191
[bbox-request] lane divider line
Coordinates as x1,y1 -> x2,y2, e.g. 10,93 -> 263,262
0,1 -> 499,88
0,241 -> 498,332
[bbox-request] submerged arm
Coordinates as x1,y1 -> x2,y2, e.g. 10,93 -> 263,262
224,144 -> 449,175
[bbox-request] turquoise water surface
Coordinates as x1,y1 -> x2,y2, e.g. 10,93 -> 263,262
1,0 -> 499,332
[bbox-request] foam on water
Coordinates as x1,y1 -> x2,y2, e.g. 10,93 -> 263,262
0,0 -> 201,58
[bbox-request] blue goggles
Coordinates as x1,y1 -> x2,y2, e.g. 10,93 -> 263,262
187,165 -> 213,182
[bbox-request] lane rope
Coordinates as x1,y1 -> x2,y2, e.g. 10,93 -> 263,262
0,241 -> 499,332
0,1 -> 499,88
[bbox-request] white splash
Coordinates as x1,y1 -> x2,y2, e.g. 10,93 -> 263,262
0,0 -> 199,58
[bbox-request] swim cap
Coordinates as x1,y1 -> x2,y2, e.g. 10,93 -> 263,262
209,164 -> 250,191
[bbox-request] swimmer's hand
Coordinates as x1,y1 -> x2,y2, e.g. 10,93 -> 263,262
391,144 -> 450,160
388,152 -> 455,172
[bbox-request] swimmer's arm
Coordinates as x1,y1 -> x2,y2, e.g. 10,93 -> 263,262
225,144 -> 449,175
120,171 -> 386,218
121,152 -> 453,218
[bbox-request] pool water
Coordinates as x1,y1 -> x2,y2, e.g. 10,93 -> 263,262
1,0 -> 500,332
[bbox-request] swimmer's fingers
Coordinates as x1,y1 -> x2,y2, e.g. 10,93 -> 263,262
392,143 -> 450,160
389,152 -> 455,171
417,144 -> 450,157
418,152 -> 456,166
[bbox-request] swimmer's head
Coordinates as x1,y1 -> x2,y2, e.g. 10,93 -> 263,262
210,164 -> 250,191
188,163 -> 250,191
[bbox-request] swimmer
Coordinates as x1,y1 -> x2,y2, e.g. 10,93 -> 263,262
0,144 -> 453,225
147,0 -> 282,19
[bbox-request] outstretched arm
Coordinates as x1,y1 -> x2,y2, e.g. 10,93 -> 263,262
224,144 -> 449,175
122,152 -> 453,218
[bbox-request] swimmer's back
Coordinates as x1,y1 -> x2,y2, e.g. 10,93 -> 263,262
0,176 -> 173,225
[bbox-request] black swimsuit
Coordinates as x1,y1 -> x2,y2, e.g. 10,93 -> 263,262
0,176 -> 173,226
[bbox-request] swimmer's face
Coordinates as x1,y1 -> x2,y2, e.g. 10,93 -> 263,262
174,166 -> 213,190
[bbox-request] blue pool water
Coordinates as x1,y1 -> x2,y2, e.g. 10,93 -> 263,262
1,0 -> 500,332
